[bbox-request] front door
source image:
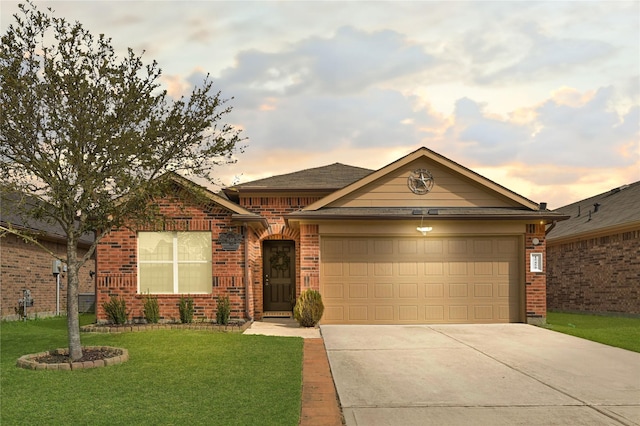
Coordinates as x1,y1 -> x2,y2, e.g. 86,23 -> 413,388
263,240 -> 295,312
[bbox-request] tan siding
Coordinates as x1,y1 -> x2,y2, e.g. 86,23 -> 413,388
328,160 -> 521,208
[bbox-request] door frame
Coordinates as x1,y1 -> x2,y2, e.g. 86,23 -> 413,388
262,240 -> 296,312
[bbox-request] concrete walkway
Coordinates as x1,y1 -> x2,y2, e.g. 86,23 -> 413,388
322,324 -> 640,426
244,319 -> 343,425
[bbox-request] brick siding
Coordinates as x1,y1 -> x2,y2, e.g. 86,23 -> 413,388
240,195 -> 322,320
525,224 -> 547,325
96,193 -> 247,323
547,229 -> 640,315
1,234 -> 94,320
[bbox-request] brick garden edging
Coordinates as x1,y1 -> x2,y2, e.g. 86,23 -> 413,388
16,346 -> 128,370
80,321 -> 252,334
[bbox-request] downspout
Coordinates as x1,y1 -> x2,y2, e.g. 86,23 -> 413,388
243,224 -> 253,321
545,220 -> 557,236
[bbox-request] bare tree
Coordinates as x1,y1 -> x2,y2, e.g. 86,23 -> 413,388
0,1 -> 243,360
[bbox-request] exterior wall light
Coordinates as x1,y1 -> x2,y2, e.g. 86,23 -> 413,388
416,226 -> 432,235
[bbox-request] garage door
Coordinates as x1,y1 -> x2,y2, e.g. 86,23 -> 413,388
320,236 -> 522,324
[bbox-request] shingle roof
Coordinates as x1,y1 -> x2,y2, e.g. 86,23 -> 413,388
227,163 -> 374,191
0,191 -> 95,246
547,181 -> 640,241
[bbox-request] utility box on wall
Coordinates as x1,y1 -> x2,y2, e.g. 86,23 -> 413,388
530,253 -> 543,272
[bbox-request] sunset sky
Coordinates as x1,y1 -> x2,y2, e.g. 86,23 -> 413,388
2,1 -> 638,209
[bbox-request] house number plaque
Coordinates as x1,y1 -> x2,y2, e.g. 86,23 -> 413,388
218,231 -> 243,251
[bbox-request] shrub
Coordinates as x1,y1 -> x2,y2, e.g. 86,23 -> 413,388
216,295 -> 231,325
179,296 -> 194,324
102,296 -> 128,325
143,293 -> 160,324
293,290 -> 324,327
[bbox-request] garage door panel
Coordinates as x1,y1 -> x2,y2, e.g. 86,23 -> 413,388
324,306 -> 344,321
374,263 -> 393,276
399,305 -> 418,321
449,283 -> 468,297
425,262 -> 444,275
349,305 -> 368,321
349,283 -> 368,298
321,236 -> 521,324
474,283 -> 493,297
375,283 -> 394,298
399,283 -> 418,298
398,262 -> 418,276
426,305 -> 445,320
425,283 -> 444,298
324,283 -> 344,299
375,305 -> 394,321
449,306 -> 469,320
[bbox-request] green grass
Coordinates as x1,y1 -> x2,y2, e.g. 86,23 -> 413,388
1,315 -> 303,425
546,311 -> 640,353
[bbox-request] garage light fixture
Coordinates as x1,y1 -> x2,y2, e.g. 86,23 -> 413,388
416,216 -> 432,235
416,226 -> 432,235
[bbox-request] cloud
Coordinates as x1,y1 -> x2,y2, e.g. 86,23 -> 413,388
217,26 -> 435,97
475,22 -> 614,84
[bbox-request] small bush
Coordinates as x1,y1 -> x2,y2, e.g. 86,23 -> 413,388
179,296 -> 194,324
143,293 -> 160,324
293,290 -> 324,327
216,295 -> 231,325
102,296 -> 128,325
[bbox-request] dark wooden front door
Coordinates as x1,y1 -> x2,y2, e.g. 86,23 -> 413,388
263,241 -> 295,311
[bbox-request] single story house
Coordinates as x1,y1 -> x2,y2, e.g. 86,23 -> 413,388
547,181 -> 640,316
1,192 -> 96,320
96,147 -> 567,325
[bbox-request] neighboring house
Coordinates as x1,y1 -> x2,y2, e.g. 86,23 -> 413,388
1,192 -> 96,320
96,147 -> 567,325
547,181 -> 640,316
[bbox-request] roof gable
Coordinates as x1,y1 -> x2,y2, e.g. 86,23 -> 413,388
304,147 -> 539,211
547,180 -> 640,242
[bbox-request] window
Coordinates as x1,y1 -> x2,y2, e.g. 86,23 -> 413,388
138,232 -> 212,294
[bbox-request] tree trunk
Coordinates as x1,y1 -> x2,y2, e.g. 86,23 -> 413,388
66,243 -> 83,361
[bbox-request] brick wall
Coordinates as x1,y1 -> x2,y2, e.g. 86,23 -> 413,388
525,224 -> 547,325
240,195 -> 322,320
96,194 -> 247,323
547,229 -> 640,315
300,224 -> 320,291
1,234 -> 94,320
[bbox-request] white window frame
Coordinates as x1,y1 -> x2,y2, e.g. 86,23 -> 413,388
138,231 -> 212,294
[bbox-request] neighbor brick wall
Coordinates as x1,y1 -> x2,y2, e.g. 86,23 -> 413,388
525,224 -> 547,325
547,229 -> 640,315
1,234 -> 94,320
96,194 -> 247,323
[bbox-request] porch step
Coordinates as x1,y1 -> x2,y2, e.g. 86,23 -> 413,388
263,311 -> 292,318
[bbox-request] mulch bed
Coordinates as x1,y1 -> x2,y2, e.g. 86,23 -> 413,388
35,347 -> 121,364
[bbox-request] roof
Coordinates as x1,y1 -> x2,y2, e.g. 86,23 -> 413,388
162,173 -> 268,229
303,147 -> 541,211
547,181 -> 640,242
0,191 -> 95,247
287,207 -> 567,222
225,163 -> 374,192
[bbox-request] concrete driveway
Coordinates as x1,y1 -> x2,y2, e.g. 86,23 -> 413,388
321,324 -> 640,426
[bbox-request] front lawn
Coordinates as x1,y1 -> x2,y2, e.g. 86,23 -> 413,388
546,311 -> 640,353
1,315 -> 303,425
